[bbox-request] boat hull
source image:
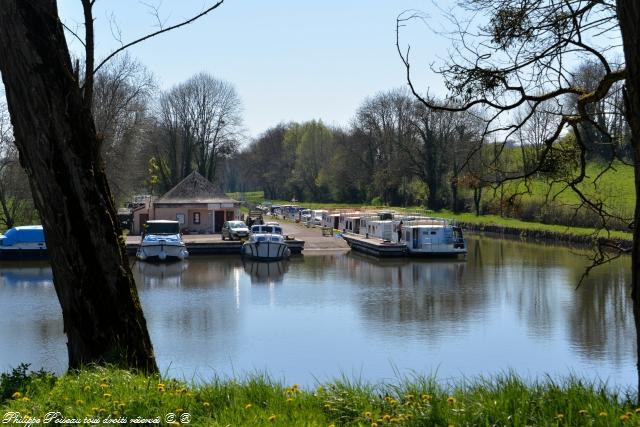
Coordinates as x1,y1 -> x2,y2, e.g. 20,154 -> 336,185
136,243 -> 188,261
242,241 -> 291,261
0,247 -> 48,261
342,233 -> 466,258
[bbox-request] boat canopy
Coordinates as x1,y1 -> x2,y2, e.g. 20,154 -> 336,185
0,225 -> 45,246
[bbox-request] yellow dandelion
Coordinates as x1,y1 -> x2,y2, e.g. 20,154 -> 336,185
291,383 -> 300,392
103,393 -> 112,399
99,383 -> 109,389
364,411 -> 372,418
83,386 -> 90,392
328,424 -> 335,427
382,414 -> 391,421
636,408 -> 640,414
118,403 -> 125,410
203,402 -> 210,408
11,392 -> 22,399
91,407 -> 100,413
324,403 -> 331,409
268,414 -> 276,422
98,408 -> 106,414
448,424 -> 455,427
421,394 -> 432,402
21,397 -> 30,402
286,397 -> 294,402
621,415 -> 630,422
371,423 -> 378,427
599,411 -> 608,417
157,383 -> 165,389
76,400 -> 84,405
244,403 -> 252,410
555,413 -> 564,419
626,411 -> 634,417
405,394 -> 414,401
447,396 -> 456,405
578,409 -> 588,416
175,408 -> 184,414
100,377 -> 108,383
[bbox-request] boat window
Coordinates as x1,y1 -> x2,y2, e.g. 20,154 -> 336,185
265,226 -> 273,233
431,231 -> 437,235
257,236 -> 266,242
274,227 -> 282,234
145,222 -> 180,234
271,236 -> 280,242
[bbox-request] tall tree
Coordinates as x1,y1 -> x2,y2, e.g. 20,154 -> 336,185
0,0 -> 223,372
154,73 -> 242,191
397,0 -> 640,392
93,53 -> 155,202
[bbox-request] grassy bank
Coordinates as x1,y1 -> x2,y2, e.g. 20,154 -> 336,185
1,365 -> 638,426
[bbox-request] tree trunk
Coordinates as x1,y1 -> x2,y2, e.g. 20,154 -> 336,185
618,0 -> 640,398
0,1 -> 157,373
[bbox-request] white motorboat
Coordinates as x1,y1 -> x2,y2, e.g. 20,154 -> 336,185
136,220 -> 188,261
241,224 -> 291,261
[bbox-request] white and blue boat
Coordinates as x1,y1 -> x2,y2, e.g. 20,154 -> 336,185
0,225 -> 48,260
136,220 -> 188,261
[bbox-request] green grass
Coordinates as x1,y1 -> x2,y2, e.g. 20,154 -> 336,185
1,365 -> 639,426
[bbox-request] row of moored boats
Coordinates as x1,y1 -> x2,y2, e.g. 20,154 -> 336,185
263,205 -> 467,258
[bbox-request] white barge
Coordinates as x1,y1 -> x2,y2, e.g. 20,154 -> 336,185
342,215 -> 466,258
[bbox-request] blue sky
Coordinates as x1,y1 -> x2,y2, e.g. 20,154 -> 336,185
58,1 -> 452,140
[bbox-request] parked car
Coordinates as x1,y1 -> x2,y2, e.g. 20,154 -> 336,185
222,220 -> 250,240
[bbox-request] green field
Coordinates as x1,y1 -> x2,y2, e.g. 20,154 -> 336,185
1,365 -> 638,426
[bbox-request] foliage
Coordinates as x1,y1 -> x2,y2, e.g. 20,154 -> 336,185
1,367 -> 639,426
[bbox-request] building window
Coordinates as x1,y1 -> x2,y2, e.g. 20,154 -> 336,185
193,212 -> 201,224
176,213 -> 185,225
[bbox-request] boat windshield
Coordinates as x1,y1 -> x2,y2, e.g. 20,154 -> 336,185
145,222 -> 180,234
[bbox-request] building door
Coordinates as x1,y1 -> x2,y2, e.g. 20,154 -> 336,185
214,210 -> 225,233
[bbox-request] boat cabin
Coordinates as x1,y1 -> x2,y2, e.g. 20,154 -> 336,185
401,222 -> 466,254
251,224 -> 283,235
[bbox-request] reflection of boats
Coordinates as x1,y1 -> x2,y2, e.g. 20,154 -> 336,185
241,224 -> 291,261
136,220 -> 188,261
0,225 -> 48,260
136,259 -> 188,288
0,264 -> 53,287
242,259 -> 288,284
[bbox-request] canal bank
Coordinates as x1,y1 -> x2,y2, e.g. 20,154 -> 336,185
458,221 -> 633,250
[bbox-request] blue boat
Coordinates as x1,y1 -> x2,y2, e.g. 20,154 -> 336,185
0,225 -> 48,260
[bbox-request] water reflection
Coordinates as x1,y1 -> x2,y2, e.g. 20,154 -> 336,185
0,237 -> 634,388
242,260 -> 289,285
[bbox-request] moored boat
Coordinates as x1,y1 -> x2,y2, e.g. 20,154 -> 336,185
136,220 -> 188,261
241,224 -> 291,261
0,225 -> 48,260
342,216 -> 466,258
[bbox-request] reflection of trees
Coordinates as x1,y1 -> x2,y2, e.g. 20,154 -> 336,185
341,252 -> 474,341
469,236 -> 634,366
566,262 -> 634,366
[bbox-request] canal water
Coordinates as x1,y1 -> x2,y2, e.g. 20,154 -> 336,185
0,235 -> 634,389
